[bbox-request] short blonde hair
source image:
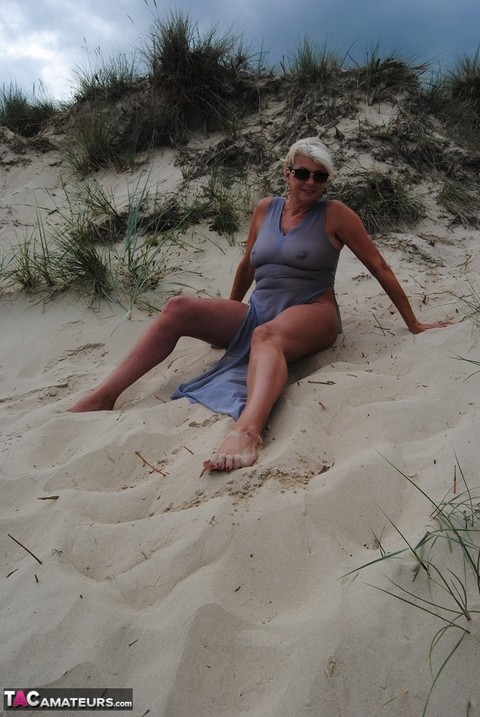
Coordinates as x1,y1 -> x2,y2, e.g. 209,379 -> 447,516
284,137 -> 335,177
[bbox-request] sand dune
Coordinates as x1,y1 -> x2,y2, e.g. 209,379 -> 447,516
1,118 -> 480,717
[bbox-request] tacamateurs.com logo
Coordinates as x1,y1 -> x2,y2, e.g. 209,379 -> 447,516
3,688 -> 133,711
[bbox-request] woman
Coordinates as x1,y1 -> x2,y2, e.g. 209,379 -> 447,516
70,138 -> 448,470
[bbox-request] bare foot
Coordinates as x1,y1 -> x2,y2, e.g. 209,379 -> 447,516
68,391 -> 116,412
203,430 -> 262,471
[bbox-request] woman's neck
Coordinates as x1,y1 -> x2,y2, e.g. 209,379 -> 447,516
284,195 -> 318,215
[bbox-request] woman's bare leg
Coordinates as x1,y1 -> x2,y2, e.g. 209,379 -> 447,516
69,296 -> 248,411
204,295 -> 339,470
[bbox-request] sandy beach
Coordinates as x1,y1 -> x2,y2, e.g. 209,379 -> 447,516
1,112 -> 480,717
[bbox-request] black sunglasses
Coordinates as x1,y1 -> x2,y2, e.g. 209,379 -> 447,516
289,167 -> 329,183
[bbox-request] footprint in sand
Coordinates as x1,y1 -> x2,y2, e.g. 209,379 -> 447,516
42,342 -> 109,394
43,342 -> 108,374
0,344 -> 108,410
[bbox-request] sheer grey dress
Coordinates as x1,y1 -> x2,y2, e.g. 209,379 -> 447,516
172,197 -> 342,419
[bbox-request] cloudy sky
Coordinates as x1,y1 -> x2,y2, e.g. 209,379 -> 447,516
1,0 -> 479,100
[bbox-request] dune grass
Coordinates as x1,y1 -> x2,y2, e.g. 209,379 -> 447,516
423,48 -> 480,151
0,174 -> 240,311
55,235 -> 112,298
353,46 -> 427,104
61,10 -> 267,173
460,281 -> 480,330
0,83 -> 60,137
142,10 -> 261,143
445,47 -> 480,114
332,171 -> 425,234
284,36 -> 343,88
72,48 -> 142,102
4,15 -> 480,165
439,179 -> 480,227
375,102 -> 452,176
16,183 -> 149,305
8,11 -> 475,189
2,19 -> 480,313
108,181 -> 169,314
66,47 -> 159,173
3,223 -> 112,301
345,458 -> 480,716
5,234 -> 48,292
63,110 -> 138,175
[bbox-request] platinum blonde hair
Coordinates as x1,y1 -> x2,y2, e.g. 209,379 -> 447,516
284,137 -> 335,177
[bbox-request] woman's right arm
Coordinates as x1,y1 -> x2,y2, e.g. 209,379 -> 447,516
229,197 -> 271,302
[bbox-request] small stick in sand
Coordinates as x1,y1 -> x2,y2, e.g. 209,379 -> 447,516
372,312 -> 393,336
8,533 -> 43,565
134,451 -> 168,476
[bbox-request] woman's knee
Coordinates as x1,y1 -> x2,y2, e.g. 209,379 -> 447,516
154,295 -> 204,338
161,295 -> 199,322
251,314 -> 337,362
251,322 -> 282,349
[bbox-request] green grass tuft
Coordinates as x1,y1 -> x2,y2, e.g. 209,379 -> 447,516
345,457 -> 480,716
72,48 -> 142,102
142,10 -> 261,142
438,179 -> 480,227
285,35 -> 342,88
0,83 -> 60,137
63,111 -> 137,174
423,49 -> 480,151
333,171 -> 425,233
353,45 -> 427,104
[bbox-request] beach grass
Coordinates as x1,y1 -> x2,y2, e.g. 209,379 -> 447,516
59,11 -> 268,174
284,35 -> 343,88
439,179 -> 480,227
423,47 -> 480,151
72,48 -> 142,103
1,16 -> 480,716
0,82 -> 60,137
63,110 -> 138,174
354,45 -> 427,103
332,171 -> 425,234
0,174 -> 238,310
5,233 -> 47,291
2,16 -> 480,311
345,458 -> 480,717
142,10 -> 261,142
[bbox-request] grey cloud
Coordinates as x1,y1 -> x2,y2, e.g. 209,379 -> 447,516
1,0 -> 478,99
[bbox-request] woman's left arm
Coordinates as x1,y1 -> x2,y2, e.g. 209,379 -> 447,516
327,200 -> 450,334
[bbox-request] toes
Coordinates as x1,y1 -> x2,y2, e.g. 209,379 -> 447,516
203,431 -> 262,472
203,452 -> 226,471
204,451 -> 251,471
224,454 -> 234,471
203,452 -> 237,472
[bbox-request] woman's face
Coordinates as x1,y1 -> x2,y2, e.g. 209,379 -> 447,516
284,154 -> 329,202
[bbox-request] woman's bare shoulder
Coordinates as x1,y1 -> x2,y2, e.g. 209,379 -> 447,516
251,196 -> 275,226
326,198 -> 355,216
326,198 -> 363,230
256,196 -> 275,212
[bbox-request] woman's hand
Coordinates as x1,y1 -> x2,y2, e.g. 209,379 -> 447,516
408,319 -> 451,334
